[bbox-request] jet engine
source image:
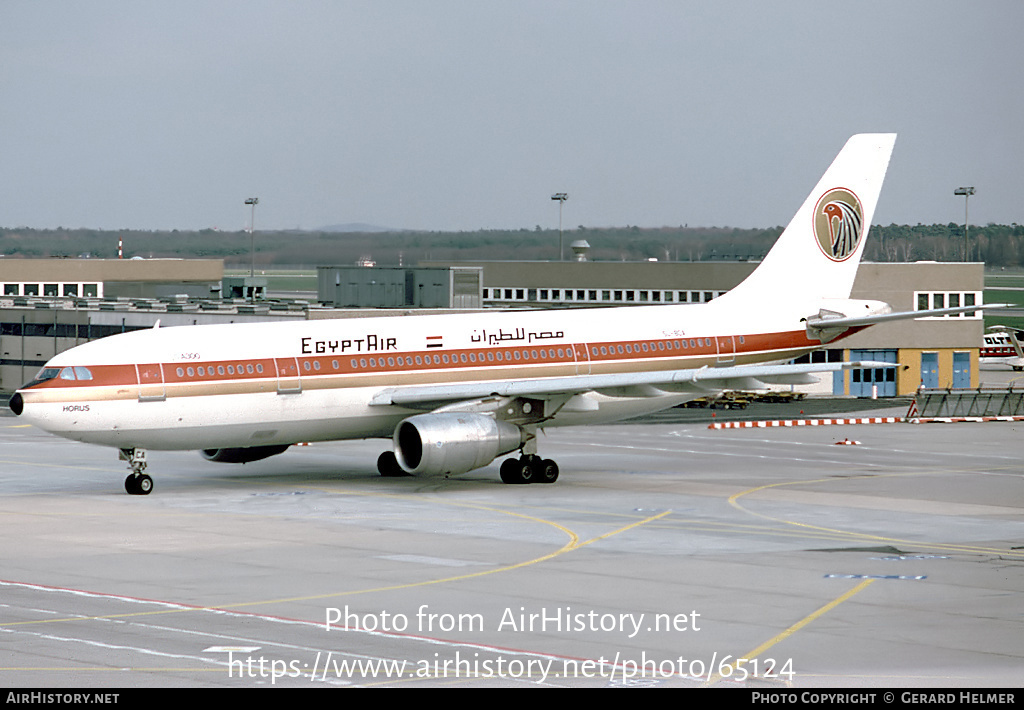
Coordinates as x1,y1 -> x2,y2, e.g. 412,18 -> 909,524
393,413 -> 524,476
201,444 -> 291,464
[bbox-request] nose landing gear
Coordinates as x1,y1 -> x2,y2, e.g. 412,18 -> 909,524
120,448 -> 153,495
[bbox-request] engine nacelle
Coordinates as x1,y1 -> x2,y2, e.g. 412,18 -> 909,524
394,413 -> 524,476
201,444 -> 291,464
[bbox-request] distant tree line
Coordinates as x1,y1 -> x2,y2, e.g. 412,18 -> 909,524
1,223 -> 1022,267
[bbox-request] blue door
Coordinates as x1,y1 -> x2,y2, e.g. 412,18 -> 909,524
850,349 -> 897,397
952,351 -> 970,388
920,352 -> 938,389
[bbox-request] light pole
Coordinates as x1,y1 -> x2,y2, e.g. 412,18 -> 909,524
245,197 -> 259,277
954,187 -> 974,261
551,192 -> 568,261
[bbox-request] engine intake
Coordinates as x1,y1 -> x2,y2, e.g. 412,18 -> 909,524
201,444 -> 291,464
394,413 -> 524,476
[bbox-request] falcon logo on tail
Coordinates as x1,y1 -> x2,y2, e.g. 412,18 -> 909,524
813,187 -> 864,262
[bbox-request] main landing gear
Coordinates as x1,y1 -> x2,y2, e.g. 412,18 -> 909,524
376,449 -> 560,484
120,448 -> 153,495
499,455 -> 559,485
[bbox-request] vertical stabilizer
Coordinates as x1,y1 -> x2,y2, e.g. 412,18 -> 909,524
712,134 -> 896,309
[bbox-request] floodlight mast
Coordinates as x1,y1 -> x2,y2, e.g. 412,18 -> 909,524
551,193 -> 568,261
245,197 -> 259,277
954,187 -> 974,261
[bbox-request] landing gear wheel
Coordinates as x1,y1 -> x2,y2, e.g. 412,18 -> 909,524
500,457 -> 523,484
377,451 -> 407,477
125,473 -> 153,495
120,448 -> 152,495
517,456 -> 537,484
500,455 -> 547,484
537,459 -> 559,483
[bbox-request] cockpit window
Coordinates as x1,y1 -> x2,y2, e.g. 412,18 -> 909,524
21,367 -> 61,389
23,366 -> 92,387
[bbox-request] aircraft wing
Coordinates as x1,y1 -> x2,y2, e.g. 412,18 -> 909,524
369,360 -> 896,408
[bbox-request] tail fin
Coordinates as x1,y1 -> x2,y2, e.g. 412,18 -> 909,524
713,133 -> 896,308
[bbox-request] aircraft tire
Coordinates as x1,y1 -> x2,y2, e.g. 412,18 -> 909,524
517,456 -> 538,484
537,459 -> 559,483
500,457 -> 537,484
125,473 -> 153,495
500,458 -> 523,484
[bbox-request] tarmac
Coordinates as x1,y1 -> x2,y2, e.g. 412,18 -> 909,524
0,371 -> 1021,688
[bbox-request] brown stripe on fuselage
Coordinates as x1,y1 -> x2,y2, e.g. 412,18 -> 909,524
18,329 -> 824,404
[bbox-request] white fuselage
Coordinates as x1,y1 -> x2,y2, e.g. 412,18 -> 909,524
14,298 -> 823,451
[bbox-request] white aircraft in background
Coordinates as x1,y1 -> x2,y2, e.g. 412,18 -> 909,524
981,326 -> 1024,370
9,134 -> 993,494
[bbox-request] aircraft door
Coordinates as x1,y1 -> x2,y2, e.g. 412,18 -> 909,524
716,335 -> 736,364
573,343 -> 591,375
275,357 -> 302,394
136,363 -> 166,402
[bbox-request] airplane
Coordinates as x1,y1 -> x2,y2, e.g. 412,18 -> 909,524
981,325 -> 1024,370
7,134 -> 996,495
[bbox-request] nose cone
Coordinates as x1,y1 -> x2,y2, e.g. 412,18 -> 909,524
9,392 -> 23,416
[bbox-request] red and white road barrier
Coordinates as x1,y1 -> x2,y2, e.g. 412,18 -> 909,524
708,417 -> 903,430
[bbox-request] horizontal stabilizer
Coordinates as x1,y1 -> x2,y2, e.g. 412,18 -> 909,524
807,303 -> 1007,331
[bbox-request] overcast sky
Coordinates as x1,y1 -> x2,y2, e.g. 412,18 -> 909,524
1,1 -> 1020,233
